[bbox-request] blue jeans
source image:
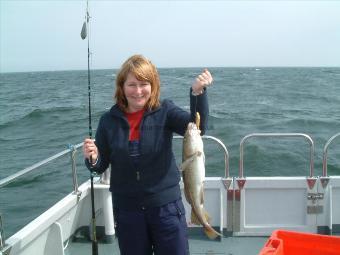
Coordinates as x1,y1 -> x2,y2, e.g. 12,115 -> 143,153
113,199 -> 189,255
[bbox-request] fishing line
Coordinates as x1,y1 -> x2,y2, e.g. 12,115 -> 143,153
81,1 -> 98,254
194,94 -> 198,123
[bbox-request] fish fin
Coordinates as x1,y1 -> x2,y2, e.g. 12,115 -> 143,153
196,150 -> 205,163
180,151 -> 200,171
191,210 -> 201,225
204,226 -> 220,240
180,155 -> 195,171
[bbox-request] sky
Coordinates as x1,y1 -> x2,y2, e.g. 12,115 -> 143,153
1,0 -> 340,73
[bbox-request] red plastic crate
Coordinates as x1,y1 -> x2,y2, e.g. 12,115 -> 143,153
258,230 -> 340,255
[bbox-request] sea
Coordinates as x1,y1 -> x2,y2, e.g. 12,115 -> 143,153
1,67 -> 340,238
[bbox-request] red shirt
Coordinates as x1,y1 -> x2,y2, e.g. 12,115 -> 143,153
125,109 -> 145,141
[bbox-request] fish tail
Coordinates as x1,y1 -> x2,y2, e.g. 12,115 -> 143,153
202,210 -> 222,240
191,209 -> 222,239
191,207 -> 211,225
191,209 -> 201,225
191,208 -> 211,225
204,225 -> 222,240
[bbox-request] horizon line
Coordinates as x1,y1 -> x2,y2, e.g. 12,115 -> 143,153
1,65 -> 340,74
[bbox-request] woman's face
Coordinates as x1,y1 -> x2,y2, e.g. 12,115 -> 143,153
123,72 -> 151,113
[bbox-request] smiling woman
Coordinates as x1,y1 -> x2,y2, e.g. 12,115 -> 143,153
82,54 -> 213,255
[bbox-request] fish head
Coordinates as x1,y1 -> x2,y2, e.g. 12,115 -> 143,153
186,122 -> 201,137
183,122 -> 203,156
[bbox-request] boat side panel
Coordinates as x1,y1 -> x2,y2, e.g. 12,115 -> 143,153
237,177 -> 317,236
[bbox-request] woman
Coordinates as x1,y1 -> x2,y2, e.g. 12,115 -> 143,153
83,54 -> 213,255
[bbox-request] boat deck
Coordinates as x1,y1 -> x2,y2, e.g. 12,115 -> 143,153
65,234 -> 268,255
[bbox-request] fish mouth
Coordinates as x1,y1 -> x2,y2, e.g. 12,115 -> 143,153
187,122 -> 201,136
187,122 -> 198,130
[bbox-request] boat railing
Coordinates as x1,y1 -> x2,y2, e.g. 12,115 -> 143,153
0,142 -> 84,252
239,133 -> 315,178
0,142 -> 84,194
322,132 -> 340,177
173,135 -> 230,178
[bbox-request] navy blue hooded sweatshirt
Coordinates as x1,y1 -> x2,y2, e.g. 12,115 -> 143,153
86,89 -> 208,210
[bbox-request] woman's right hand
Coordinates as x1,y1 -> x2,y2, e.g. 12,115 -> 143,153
83,138 -> 98,164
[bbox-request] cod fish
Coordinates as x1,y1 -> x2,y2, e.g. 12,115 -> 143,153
181,118 -> 221,240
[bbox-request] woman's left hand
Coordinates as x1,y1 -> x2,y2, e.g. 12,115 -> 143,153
192,69 -> 213,95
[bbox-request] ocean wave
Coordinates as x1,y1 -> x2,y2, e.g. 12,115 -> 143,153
104,73 -> 116,78
4,172 -> 50,188
0,106 -> 84,128
240,143 -> 312,176
326,163 -> 340,175
280,118 -> 340,130
321,69 -> 340,75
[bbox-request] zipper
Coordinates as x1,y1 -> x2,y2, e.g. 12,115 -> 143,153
175,202 -> 182,217
139,114 -> 146,153
136,171 -> 140,181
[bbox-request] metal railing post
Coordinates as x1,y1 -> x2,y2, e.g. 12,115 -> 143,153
322,133 -> 340,177
0,214 -> 5,250
68,144 -> 80,195
320,132 -> 340,189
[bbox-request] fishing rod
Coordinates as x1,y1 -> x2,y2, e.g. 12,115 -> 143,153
81,1 -> 98,254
